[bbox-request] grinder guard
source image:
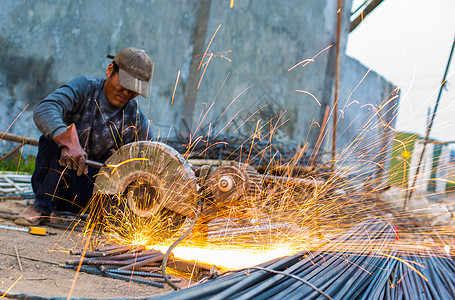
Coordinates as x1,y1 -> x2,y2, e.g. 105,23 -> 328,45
94,141 -> 200,220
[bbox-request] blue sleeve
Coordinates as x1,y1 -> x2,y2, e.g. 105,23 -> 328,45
33,76 -> 92,140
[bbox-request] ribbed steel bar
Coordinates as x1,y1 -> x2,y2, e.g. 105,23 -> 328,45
154,219 -> 397,300
66,253 -> 162,266
98,267 -> 169,278
86,249 -> 162,261
408,253 -> 433,300
154,251 -> 306,299
118,253 -> 164,270
358,251 -> 399,299
229,221 -> 389,299
151,218 -> 455,300
263,222 -> 394,299
427,253 -> 455,298
64,265 -> 165,288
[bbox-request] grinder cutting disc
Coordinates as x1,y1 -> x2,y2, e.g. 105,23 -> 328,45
94,141 -> 199,229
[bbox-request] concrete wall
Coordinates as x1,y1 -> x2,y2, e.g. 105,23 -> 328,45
0,0 -> 200,155
186,0 -> 340,145
0,0 -> 398,179
336,56 -> 399,186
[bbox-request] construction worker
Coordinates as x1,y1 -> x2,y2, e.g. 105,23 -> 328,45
14,47 -> 153,226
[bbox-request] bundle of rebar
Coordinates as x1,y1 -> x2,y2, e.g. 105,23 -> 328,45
62,244 -> 180,288
154,219 -> 455,299
362,250 -> 455,300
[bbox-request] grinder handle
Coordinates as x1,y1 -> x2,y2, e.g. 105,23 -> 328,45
85,160 -> 106,169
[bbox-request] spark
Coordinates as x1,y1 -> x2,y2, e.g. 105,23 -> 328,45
1,276 -> 23,298
199,141 -> 229,156
109,158 -> 149,174
0,104 -> 29,141
216,86 -> 252,122
195,50 -> 232,65
66,39 -> 455,290
197,50 -> 231,91
288,45 -> 333,71
152,245 -> 298,270
197,53 -> 213,90
198,24 -> 221,71
382,93 -> 400,107
95,100 -> 123,150
171,70 -> 181,104
378,252 -> 428,282
186,135 -> 205,155
234,103 -> 270,133
213,107 -> 244,139
343,68 -> 371,111
296,90 -> 321,106
213,72 -> 230,102
345,100 -> 359,108
196,24 -> 225,89
68,223 -> 95,300
194,101 -> 216,138
393,138 -> 408,153
247,119 -> 262,162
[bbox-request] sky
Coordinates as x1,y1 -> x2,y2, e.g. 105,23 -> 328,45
346,0 -> 455,144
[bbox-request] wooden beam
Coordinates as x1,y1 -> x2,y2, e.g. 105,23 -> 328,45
0,131 -> 39,146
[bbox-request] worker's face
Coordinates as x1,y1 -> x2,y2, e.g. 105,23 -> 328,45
105,64 -> 139,108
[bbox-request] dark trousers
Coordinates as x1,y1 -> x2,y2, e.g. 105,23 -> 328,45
31,136 -> 99,215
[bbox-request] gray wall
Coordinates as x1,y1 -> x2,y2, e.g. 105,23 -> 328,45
337,56 -> 398,187
189,0 -> 339,144
0,0 -> 398,177
0,0 -> 200,154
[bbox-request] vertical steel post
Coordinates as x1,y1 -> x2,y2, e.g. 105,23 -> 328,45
403,36 -> 455,211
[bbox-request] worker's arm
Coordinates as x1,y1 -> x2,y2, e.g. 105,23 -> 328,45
54,123 -> 88,176
33,76 -> 91,141
33,76 -> 93,176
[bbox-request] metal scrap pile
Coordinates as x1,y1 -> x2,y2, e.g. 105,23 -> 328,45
0,173 -> 33,198
62,244 -> 181,288
167,135 -> 325,173
154,219 -> 455,299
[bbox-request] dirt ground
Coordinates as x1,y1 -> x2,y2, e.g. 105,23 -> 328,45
0,199 -> 188,299
2,187 -> 455,299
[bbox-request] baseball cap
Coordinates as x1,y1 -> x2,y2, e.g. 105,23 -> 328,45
107,47 -> 152,98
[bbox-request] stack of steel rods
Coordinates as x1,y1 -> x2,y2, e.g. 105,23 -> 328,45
154,218 -> 397,299
62,244 -> 181,288
370,250 -> 455,299
155,218 -> 455,299
356,247 -> 455,299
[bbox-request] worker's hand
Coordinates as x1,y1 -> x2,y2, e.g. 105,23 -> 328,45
54,124 -> 88,176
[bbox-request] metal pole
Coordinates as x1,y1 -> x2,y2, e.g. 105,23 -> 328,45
403,36 -> 455,211
332,0 -> 343,163
350,0 -> 384,32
